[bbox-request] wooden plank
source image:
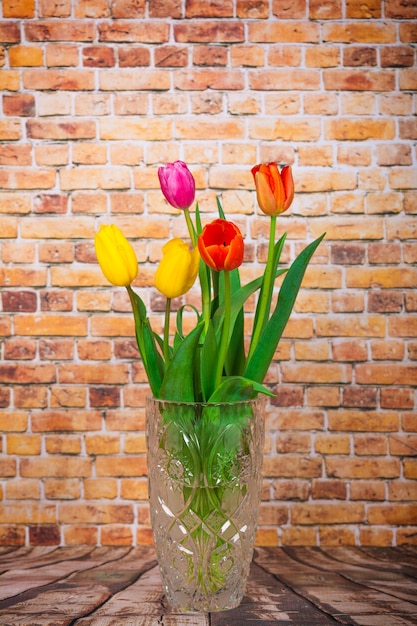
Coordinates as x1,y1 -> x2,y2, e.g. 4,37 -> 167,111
0,547 -> 130,601
0,547 -> 416,625
359,547 -> 417,573
255,547 -> 417,626
321,546 -> 417,603
74,563 -> 209,625
0,547 -> 158,625
0,546 -> 92,571
212,561 -> 339,625
284,547 -> 417,624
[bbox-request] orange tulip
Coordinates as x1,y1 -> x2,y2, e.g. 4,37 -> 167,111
198,219 -> 244,272
251,163 -> 294,216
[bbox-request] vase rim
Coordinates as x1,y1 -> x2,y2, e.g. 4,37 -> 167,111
147,395 -> 266,408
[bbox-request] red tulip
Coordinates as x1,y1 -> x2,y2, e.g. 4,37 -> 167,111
158,160 -> 195,210
198,219 -> 244,272
251,163 -> 294,216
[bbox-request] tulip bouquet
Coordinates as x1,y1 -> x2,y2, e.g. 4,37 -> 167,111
94,162 -> 324,607
94,161 -> 324,404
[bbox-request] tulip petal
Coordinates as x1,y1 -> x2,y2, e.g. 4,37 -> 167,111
198,219 -> 244,272
254,171 -> 278,216
94,224 -> 138,287
155,238 -> 199,298
158,161 -> 195,210
252,162 -> 294,216
281,165 -> 294,210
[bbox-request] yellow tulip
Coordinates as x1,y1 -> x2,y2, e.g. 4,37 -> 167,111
94,224 -> 138,287
155,238 -> 200,299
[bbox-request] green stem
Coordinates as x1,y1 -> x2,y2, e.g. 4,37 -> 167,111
184,208 -> 197,247
184,207 -> 211,332
247,214 -> 277,363
163,297 -> 171,363
199,263 -> 211,333
214,270 -> 231,390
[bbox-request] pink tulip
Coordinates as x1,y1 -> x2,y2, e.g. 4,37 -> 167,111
158,160 -> 195,210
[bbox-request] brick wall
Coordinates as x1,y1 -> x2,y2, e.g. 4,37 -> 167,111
0,0 -> 416,548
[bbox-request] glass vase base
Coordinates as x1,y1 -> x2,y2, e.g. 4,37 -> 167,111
146,397 -> 265,613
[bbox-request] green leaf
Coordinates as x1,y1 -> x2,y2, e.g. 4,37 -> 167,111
216,196 -> 226,219
212,269 -> 288,346
224,307 -> 245,376
127,287 -> 164,397
159,322 -> 204,401
245,233 -> 325,383
195,201 -> 203,235
208,376 -> 274,403
199,320 -> 218,401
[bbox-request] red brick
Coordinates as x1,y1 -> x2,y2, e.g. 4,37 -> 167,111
82,46 -> 115,67
385,0 -> 417,19
281,527 -> 317,546
319,527 -> 356,546
369,291 -> 403,313
368,504 -> 417,525
29,525 -> 60,546
25,21 -> 94,42
368,242 -> 402,264
3,94 -> 35,116
356,363 -> 417,385
328,410 -> 399,432
59,503 -> 133,524
343,46 -> 376,67
346,0 -> 381,18
63,526 -> 98,545
175,21 -> 244,43
312,479 -> 346,500
31,410 -> 102,432
7,434 -> 41,455
1,504 -> 56,525
326,457 -> 400,479
38,0 -> 71,17
314,434 -> 350,455
343,388 -> 377,408
45,43 -> 78,66
50,387 -> 86,409
397,528 -> 417,546
291,503 -> 365,524
2,290 -> 36,312
0,22 -> 21,43
98,21 -> 169,43
112,0 -> 145,17
3,0 -> 35,18
389,435 -> 417,456
118,46 -> 151,67
27,119 -> 96,140
323,22 -> 396,44
381,388 -> 414,409
309,0 -> 341,19
193,45 -> 227,67
370,339 -> 405,361
102,525 -> 133,546
263,456 -> 322,479
4,338 -> 36,360
249,21 -> 319,44
325,117 -> 395,140
250,69 -> 320,92
316,316 -> 386,338
273,479 -> 310,501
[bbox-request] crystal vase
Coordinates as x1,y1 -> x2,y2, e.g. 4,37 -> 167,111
146,396 -> 265,612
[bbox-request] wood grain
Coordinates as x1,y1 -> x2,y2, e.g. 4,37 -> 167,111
0,547 -> 415,625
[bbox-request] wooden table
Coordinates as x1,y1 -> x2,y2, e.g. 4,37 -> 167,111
0,545 -> 416,625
